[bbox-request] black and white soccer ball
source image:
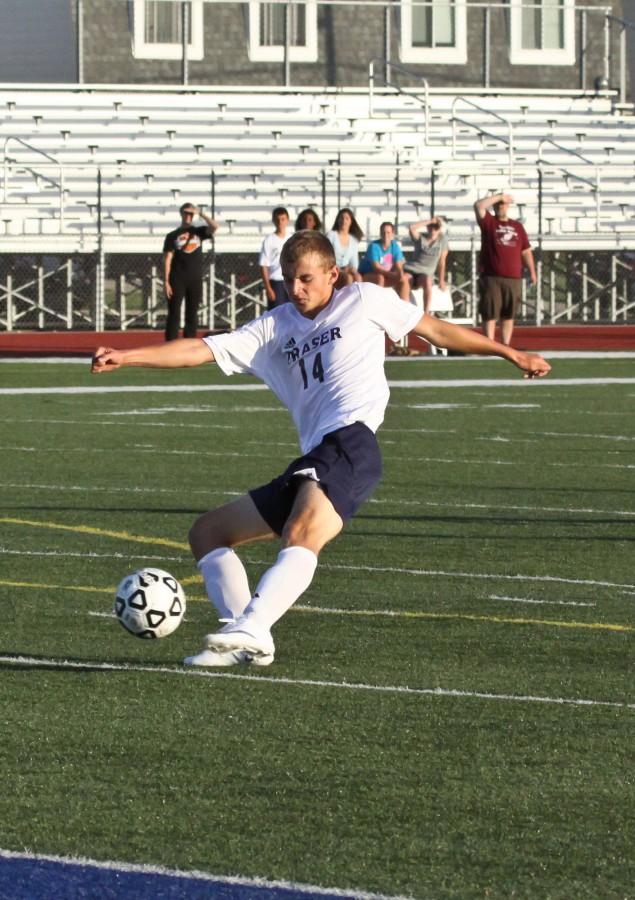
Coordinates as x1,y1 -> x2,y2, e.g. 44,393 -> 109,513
114,568 -> 186,639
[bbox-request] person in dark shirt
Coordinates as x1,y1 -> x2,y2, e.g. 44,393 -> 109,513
162,203 -> 219,341
474,192 -> 536,346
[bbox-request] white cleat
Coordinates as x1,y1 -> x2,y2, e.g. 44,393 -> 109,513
183,647 -> 274,667
203,615 -> 275,661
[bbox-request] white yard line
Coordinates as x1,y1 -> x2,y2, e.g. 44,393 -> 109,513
1,655 -> 633,710
1,378 -> 634,396
0,848 -> 408,900
3,445 -> 633,469
2,481 -> 633,517
488,595 -> 595,608
1,544 -> 632,591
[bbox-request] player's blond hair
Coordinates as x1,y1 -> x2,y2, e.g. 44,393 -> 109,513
281,230 -> 336,272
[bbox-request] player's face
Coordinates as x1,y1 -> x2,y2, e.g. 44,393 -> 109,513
282,253 -> 339,319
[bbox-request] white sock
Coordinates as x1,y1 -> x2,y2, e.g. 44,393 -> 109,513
197,547 -> 251,621
244,545 -> 318,630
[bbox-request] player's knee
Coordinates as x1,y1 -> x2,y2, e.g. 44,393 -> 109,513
188,513 -> 225,558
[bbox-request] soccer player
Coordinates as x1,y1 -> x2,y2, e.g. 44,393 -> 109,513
92,231 -> 551,668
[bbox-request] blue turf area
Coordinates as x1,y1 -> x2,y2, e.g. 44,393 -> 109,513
0,855 -> 363,900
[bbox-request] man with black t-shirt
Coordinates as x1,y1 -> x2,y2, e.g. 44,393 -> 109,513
163,203 -> 219,341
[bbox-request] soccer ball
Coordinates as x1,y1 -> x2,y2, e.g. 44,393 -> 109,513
114,568 -> 186,639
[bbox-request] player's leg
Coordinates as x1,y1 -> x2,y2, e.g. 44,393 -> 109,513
189,494 -> 275,619
184,495 -> 276,667
203,424 -> 381,664
165,278 -> 184,341
240,478 -> 342,622
202,481 -> 342,662
183,277 -> 202,338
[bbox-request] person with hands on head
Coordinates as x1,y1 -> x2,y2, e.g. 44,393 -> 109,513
92,231 -> 550,670
474,192 -> 536,346
404,215 -> 449,315
162,203 -> 218,342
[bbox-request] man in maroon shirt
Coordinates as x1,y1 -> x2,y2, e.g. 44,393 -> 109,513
474,192 -> 536,345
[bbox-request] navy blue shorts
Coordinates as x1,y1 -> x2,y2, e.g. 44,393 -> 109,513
249,422 -> 382,536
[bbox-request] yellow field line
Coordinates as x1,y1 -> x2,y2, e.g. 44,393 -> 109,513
0,516 -> 188,551
294,605 -> 634,633
1,579 -> 111,595
1,579 -> 631,633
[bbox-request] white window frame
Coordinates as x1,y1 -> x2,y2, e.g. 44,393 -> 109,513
248,1 -> 318,62
509,0 -> 575,65
400,0 -> 467,64
132,0 -> 204,60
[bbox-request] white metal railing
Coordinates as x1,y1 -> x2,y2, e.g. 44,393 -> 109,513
368,58 -> 430,145
451,96 -> 514,183
1,137 -> 65,229
537,139 -> 601,229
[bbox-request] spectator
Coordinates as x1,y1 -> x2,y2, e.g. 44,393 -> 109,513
359,221 -> 411,300
295,208 -> 322,231
91,231 -> 551,669
404,216 -> 449,315
327,208 -> 363,288
162,203 -> 218,341
260,206 -> 292,309
474,192 -> 536,345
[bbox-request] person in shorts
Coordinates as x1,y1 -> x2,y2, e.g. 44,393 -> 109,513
91,231 -> 551,668
404,215 -> 449,314
474,192 -> 536,346
359,222 -> 411,300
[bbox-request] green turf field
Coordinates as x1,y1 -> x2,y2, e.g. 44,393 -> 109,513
1,356 -> 633,898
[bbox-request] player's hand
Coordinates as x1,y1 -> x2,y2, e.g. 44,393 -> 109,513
514,352 -> 551,379
91,347 -> 125,373
164,282 -> 173,299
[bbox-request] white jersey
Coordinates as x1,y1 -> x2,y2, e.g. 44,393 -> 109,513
205,282 -> 422,454
258,230 -> 291,281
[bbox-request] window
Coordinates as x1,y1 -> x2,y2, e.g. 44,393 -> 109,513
248,1 -> 318,62
510,0 -> 575,65
132,0 -> 204,60
400,0 -> 467,64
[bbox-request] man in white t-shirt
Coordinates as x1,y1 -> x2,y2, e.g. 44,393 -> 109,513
259,206 -> 292,309
92,232 -> 551,668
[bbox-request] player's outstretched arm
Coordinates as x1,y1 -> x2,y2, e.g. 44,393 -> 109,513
91,338 -> 214,373
412,315 -> 551,379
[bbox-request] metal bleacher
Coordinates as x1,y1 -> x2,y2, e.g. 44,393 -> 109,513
1,84 -> 634,254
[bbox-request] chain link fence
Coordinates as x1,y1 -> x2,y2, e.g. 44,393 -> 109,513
1,248 -> 633,332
